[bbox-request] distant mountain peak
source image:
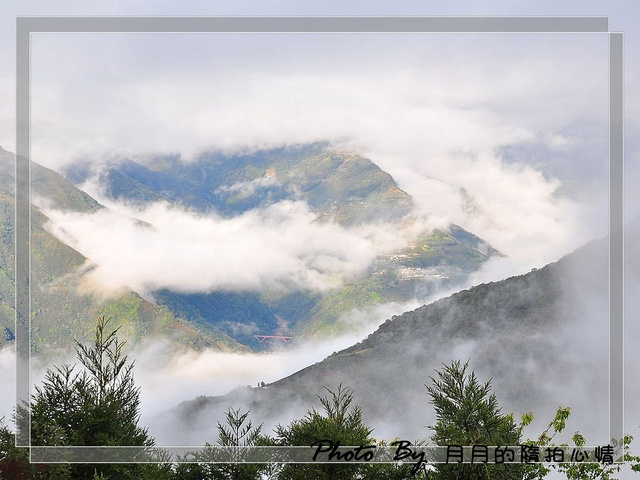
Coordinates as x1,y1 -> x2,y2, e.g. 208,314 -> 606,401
0,144 -> 504,355
66,143 -> 415,226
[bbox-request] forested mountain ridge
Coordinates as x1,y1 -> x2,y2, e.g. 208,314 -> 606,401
1,143 -> 502,353
164,237 -> 608,444
0,147 -> 245,354
65,143 -> 412,226
64,143 -> 501,346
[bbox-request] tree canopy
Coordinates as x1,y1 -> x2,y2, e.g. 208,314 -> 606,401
426,359 -> 526,480
2,319 -> 638,480
274,384 -> 374,480
26,316 -> 170,479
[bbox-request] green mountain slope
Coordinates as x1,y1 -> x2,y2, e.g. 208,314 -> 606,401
67,143 -> 412,225
0,149 -> 245,355
64,144 -> 501,346
155,290 -> 280,349
164,237 -> 608,443
284,226 -> 500,338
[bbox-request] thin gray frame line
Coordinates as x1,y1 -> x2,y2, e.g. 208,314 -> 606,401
609,32 -> 624,448
27,444 -> 625,465
15,16 -> 31,449
16,16 -> 609,33
15,16 -> 622,458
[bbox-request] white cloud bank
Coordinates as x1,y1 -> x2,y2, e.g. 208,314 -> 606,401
42,200 -> 414,298
0,347 -> 16,423
133,299 -> 410,423
26,32 -> 609,285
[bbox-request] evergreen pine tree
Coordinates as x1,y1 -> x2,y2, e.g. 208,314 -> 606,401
174,407 -> 270,480
426,360 -> 526,480
28,316 -> 171,479
275,384 -> 374,480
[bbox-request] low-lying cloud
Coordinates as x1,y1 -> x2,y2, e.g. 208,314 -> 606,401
26,31 -> 609,292
127,300 -> 413,443
0,347 -> 16,423
41,200 -> 414,298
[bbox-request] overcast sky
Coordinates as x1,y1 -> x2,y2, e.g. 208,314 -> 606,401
0,2 -> 638,202
16,27 -> 607,295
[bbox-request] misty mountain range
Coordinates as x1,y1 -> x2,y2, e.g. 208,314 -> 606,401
0,142 -> 614,450
0,146 -> 243,354
0,143 -> 500,353
161,234 -> 610,445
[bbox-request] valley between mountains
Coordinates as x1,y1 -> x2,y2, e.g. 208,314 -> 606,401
0,143 -> 610,444
1,143 -> 499,354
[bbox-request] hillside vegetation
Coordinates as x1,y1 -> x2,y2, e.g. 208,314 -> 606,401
0,148 -> 244,355
164,237 -> 608,444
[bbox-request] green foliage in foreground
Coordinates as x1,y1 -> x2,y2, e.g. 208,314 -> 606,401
426,360 -> 640,480
5,316 -> 172,480
426,360 -> 527,480
274,384 -> 374,480
521,406 -> 640,480
1,317 -> 639,479
31,316 -> 149,448
174,407 -> 271,480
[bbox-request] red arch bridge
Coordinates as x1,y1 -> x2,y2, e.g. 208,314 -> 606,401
253,335 -> 293,343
